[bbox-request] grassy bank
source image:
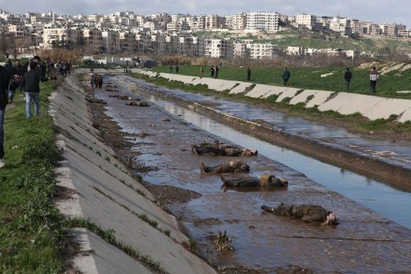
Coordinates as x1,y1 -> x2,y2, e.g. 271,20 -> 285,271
0,80 -> 71,273
154,64 -> 411,99
144,65 -> 411,138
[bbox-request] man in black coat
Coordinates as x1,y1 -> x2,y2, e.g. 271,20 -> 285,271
0,65 -> 11,168
21,62 -> 40,118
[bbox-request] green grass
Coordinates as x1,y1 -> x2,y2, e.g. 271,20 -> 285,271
146,64 -> 411,136
154,64 -> 411,99
0,80 -> 72,273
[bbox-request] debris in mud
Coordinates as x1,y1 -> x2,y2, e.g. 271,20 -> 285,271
214,230 -> 234,252
137,131 -> 150,138
141,183 -> 201,204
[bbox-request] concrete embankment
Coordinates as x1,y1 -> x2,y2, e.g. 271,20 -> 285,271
133,69 -> 411,188
50,73 -> 217,273
48,69 -> 411,273
137,70 -> 411,123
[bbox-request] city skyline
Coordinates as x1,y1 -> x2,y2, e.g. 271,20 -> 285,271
4,0 -> 411,28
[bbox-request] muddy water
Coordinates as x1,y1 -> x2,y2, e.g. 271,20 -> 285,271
112,75 -> 411,230
94,75 -> 411,272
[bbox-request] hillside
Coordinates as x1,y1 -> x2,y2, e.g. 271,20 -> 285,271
194,28 -> 411,54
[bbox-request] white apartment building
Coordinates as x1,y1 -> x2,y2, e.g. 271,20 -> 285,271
233,41 -> 249,58
287,46 -> 304,55
245,12 -> 279,32
8,24 -> 30,39
295,14 -> 316,29
246,42 -> 277,59
203,38 -> 233,58
226,13 -> 247,31
329,16 -> 351,36
198,15 -> 226,30
42,27 -> 81,49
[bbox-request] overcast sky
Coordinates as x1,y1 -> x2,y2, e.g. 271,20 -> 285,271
4,0 -> 411,27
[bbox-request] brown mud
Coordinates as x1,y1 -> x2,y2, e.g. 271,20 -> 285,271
84,79 -> 411,273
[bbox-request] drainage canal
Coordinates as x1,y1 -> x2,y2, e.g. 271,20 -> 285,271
109,75 -> 411,230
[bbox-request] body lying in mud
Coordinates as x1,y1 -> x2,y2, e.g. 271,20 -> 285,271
191,141 -> 258,156
199,160 -> 250,174
261,203 -> 338,226
221,174 -> 288,187
126,101 -> 150,107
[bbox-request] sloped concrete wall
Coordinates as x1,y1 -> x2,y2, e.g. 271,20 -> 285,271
50,72 -> 217,274
138,70 -> 411,122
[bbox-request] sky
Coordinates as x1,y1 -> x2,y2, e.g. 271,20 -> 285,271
4,0 -> 411,28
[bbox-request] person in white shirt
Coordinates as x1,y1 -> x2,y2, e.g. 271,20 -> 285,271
369,66 -> 379,93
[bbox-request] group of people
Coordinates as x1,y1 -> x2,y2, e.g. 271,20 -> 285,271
245,66 -> 291,85
244,65 -> 379,93
344,66 -> 379,93
0,55 -> 46,168
210,65 -> 219,78
168,64 -> 179,73
89,69 -> 104,88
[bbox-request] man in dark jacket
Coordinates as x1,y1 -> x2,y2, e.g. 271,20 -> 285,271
344,67 -> 353,91
21,62 -> 40,118
282,67 -> 291,86
0,65 -> 11,168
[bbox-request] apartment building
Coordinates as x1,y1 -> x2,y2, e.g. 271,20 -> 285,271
83,28 -> 103,54
246,42 -> 278,59
8,24 -> 30,39
198,14 -> 226,30
102,30 -> 120,53
42,27 -> 81,49
233,41 -> 249,58
226,13 -> 247,31
329,17 -> 352,36
119,31 -> 135,52
203,38 -> 233,58
380,23 -> 406,37
295,14 -> 316,30
245,12 -> 279,32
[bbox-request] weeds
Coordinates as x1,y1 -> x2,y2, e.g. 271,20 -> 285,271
0,80 -> 72,273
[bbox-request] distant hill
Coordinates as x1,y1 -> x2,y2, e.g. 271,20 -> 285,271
194,28 -> 411,55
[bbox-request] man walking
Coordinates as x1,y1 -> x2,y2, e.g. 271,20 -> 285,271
344,67 -> 353,91
21,61 -> 40,118
370,67 -> 379,93
282,67 -> 291,86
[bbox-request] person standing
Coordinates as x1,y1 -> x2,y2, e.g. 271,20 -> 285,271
21,61 -> 40,118
246,66 -> 251,81
0,64 -> 11,168
200,66 -> 204,78
370,67 -> 379,93
344,67 -> 353,91
90,68 -> 95,88
282,67 -> 291,86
